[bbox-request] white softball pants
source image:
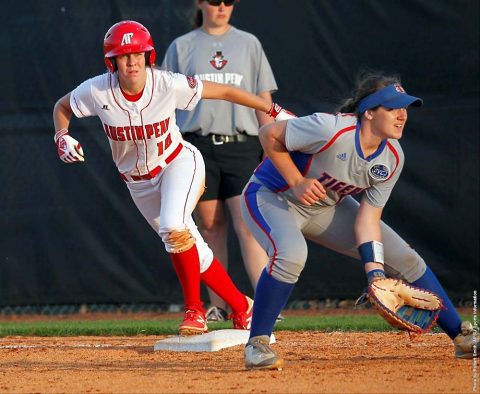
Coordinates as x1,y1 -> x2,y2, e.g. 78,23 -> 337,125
126,141 -> 213,272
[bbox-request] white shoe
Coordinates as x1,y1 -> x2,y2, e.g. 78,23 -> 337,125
205,306 -> 228,322
453,321 -> 479,359
244,335 -> 284,370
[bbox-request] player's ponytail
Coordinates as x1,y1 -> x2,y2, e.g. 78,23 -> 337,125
337,71 -> 401,116
337,98 -> 357,114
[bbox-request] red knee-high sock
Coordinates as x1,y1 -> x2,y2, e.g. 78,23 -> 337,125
201,257 -> 247,313
169,245 -> 202,310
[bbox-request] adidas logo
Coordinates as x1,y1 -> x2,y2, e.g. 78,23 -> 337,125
336,153 -> 347,161
102,104 -> 110,110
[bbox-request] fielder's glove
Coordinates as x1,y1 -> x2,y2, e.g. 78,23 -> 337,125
267,103 -> 297,121
54,129 -> 85,163
368,278 -> 443,334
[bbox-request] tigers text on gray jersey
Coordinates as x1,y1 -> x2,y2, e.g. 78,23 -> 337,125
161,26 -> 277,136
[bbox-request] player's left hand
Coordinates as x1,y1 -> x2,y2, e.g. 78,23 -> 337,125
267,103 -> 297,121
54,129 -> 85,163
368,278 -> 443,334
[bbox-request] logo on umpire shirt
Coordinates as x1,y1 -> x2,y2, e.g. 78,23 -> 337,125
210,51 -> 228,70
369,164 -> 390,180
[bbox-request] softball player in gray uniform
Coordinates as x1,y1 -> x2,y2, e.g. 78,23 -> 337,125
241,72 -> 478,369
161,0 -> 277,319
51,20 -> 286,336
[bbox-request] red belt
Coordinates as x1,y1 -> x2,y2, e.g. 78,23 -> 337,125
120,143 -> 183,182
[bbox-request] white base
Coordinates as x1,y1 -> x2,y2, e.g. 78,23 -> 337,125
154,329 -> 276,352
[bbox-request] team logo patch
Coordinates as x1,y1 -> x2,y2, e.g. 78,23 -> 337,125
394,83 -> 405,93
369,164 -> 390,180
186,76 -> 197,89
210,51 -> 228,70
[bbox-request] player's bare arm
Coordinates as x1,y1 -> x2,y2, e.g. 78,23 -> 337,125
256,91 -> 274,159
53,93 -> 73,131
255,91 -> 274,127
201,80 -> 271,114
259,121 -> 326,206
354,197 -> 384,275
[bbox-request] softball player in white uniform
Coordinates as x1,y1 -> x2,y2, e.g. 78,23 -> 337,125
52,20 -> 286,335
241,72 -> 478,369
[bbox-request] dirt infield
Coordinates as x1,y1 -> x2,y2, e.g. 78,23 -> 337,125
0,330 -> 476,393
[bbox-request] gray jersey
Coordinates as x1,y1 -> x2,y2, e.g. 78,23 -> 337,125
161,26 -> 277,136
254,113 -> 404,208
242,113 -> 424,285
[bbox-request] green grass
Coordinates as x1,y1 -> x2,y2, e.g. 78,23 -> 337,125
1,313 -> 470,337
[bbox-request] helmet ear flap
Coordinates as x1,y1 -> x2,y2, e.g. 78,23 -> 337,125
105,57 -> 116,73
147,49 -> 156,66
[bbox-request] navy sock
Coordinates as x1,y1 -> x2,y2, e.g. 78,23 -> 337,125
412,266 -> 462,339
249,269 -> 295,339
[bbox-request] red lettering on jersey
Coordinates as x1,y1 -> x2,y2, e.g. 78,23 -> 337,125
145,124 -> 154,139
108,125 -> 118,141
159,118 -> 170,135
103,123 -> 112,139
153,122 -> 160,138
164,133 -> 172,150
135,126 -> 144,140
159,119 -> 168,135
124,126 -> 132,140
117,127 -> 125,141
103,118 -> 170,142
157,141 -> 164,156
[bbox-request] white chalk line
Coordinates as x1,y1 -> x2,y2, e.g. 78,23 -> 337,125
0,343 -> 148,349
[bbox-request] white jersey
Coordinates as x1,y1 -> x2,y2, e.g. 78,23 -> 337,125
70,68 -> 203,178
253,112 -> 404,208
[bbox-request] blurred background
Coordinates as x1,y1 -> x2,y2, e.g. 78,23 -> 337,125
0,0 -> 478,313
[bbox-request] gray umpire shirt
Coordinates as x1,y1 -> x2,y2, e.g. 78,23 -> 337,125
161,26 -> 277,136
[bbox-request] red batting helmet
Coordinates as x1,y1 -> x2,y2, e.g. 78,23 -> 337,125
103,20 -> 157,72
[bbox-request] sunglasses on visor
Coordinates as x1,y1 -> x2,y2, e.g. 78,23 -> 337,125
205,0 -> 235,6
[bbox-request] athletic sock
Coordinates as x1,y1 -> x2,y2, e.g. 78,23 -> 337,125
169,244 -> 202,310
249,269 -> 294,339
412,266 -> 462,339
200,257 -> 247,313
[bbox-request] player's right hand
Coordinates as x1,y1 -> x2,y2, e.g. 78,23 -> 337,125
54,129 -> 85,163
267,103 -> 297,121
292,178 -> 326,206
